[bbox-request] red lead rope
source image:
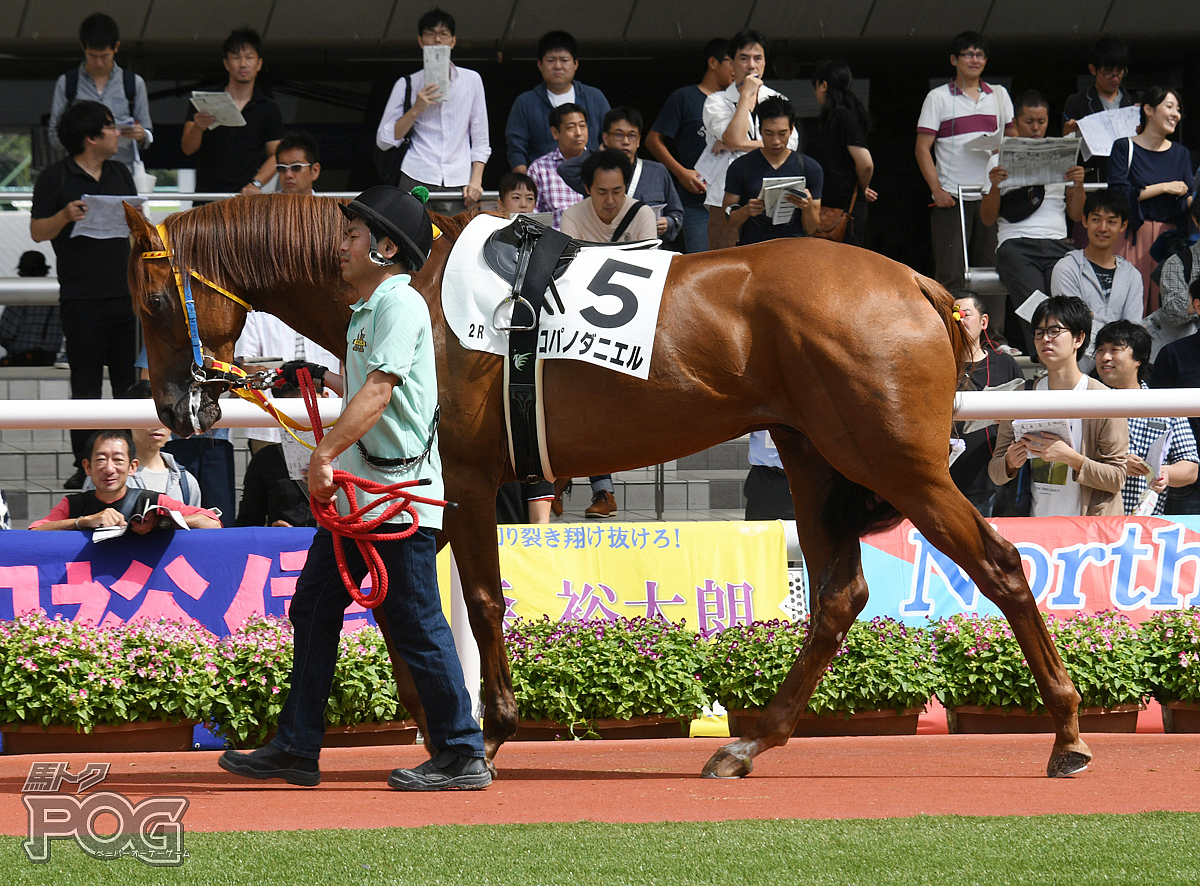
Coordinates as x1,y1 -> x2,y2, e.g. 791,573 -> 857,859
297,368 -> 449,609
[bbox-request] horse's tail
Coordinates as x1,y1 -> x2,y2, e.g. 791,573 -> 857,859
915,272 -> 970,382
819,273 -> 964,542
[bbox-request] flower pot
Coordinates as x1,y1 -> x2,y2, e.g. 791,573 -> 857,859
243,720 -> 420,750
321,720 -> 420,747
728,707 -> 924,738
1,720 -> 197,755
945,704 -> 1144,734
513,715 -> 693,741
1161,701 -> 1200,733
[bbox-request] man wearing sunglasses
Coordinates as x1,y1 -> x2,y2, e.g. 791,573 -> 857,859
275,131 -> 322,196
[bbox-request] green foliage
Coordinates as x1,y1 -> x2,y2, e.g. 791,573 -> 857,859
703,617 -> 937,716
207,617 -> 408,747
932,611 -> 1150,712
0,612 -> 216,730
0,613 -> 406,744
1141,609 -> 1200,703
506,616 -> 709,730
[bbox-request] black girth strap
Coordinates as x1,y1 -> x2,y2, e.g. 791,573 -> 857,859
508,225 -> 573,483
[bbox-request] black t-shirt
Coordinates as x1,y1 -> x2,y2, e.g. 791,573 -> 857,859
30,158 -> 135,302
650,85 -> 710,207
807,110 -> 868,211
234,443 -> 314,528
1089,260 -> 1116,304
725,150 -> 824,245
950,349 -> 1025,490
65,489 -> 136,519
186,91 -> 284,192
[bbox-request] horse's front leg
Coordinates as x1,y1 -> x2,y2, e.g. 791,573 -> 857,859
442,472 -> 518,770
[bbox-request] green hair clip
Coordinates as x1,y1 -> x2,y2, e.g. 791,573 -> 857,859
410,186 -> 430,204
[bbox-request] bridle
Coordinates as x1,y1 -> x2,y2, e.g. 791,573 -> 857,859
140,221 -> 318,441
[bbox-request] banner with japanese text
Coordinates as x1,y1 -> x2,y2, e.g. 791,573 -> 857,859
483,521 -> 792,633
859,516 -> 1200,625
0,523 -> 792,636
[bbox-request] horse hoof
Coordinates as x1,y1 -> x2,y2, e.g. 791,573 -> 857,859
485,758 -> 498,780
701,747 -> 753,779
1046,749 -> 1091,778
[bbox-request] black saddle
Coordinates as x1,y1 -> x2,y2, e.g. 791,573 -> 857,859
483,215 -> 580,288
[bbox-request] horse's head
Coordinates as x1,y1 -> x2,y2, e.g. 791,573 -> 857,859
125,203 -> 245,437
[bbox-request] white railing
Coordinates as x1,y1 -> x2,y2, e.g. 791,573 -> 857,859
0,398 -> 343,429
0,190 -> 498,204
0,390 -> 1199,429
0,279 -> 58,306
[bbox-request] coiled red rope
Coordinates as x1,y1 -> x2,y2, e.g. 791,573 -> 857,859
298,368 -> 449,609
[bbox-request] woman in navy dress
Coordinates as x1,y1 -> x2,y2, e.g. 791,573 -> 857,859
1108,85 -> 1194,314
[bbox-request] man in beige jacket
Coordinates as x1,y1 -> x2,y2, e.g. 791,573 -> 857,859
989,295 -> 1128,516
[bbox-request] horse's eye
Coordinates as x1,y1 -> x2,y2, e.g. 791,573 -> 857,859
146,293 -> 166,312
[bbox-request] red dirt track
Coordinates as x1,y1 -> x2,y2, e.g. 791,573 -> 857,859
3,733 -> 1199,833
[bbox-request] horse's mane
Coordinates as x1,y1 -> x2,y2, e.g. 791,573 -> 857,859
165,195 -> 346,294
165,197 -> 477,297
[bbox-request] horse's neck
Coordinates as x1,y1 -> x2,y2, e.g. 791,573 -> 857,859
252,286 -> 352,362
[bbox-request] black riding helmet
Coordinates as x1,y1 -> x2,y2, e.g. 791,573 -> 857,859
340,186 -> 434,271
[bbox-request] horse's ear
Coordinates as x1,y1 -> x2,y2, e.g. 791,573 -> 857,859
124,202 -> 161,249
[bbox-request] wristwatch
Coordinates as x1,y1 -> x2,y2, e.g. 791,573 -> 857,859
251,179 -> 263,189
724,203 -> 740,219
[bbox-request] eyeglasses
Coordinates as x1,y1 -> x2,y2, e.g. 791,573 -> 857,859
421,28 -> 454,41
957,50 -> 987,60
1032,326 -> 1069,341
275,162 -> 313,174
606,130 -> 639,143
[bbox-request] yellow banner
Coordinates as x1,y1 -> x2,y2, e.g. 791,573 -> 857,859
438,521 -> 790,633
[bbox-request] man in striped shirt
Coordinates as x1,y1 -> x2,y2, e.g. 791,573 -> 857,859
915,30 -> 1015,289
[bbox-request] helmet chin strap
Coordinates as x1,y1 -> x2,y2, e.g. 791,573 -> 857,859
368,230 -> 398,267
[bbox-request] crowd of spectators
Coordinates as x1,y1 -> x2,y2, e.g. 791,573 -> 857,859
18,10 -> 1200,525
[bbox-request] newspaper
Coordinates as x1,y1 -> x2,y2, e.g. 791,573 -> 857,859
1013,418 -> 1073,445
1075,105 -> 1140,160
965,131 -> 1003,153
958,377 -> 1026,435
423,45 -> 451,102
996,137 -> 1080,188
1016,289 -> 1049,323
72,195 -> 147,240
1133,419 -> 1172,516
693,147 -> 732,188
949,437 -> 967,467
189,91 -> 247,128
1143,307 -> 1197,360
758,176 -> 806,225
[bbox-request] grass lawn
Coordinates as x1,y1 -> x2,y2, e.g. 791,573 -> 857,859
6,813 -> 1200,885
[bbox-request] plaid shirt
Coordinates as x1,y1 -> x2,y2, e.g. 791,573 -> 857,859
1123,383 -> 1200,515
1157,241 -> 1200,332
528,147 -> 583,228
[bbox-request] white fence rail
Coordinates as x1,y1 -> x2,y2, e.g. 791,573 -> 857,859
0,398 -> 343,429
0,390 -> 1199,429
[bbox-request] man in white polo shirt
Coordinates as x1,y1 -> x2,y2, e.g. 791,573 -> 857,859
915,30 -> 1015,289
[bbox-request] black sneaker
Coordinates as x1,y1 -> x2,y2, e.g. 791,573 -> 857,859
63,469 -> 86,490
218,745 -> 321,786
388,750 -> 492,792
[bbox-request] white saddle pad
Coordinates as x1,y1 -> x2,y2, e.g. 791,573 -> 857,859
442,214 -> 675,380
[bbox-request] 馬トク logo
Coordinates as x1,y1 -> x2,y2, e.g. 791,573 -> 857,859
22,761 -> 189,865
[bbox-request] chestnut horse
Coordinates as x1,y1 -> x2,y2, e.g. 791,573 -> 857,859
124,196 -> 1091,779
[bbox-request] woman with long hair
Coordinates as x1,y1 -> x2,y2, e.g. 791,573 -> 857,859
809,60 -> 877,247
1107,85 -> 1194,314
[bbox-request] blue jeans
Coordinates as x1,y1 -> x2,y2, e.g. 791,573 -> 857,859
681,203 -> 709,253
271,525 -> 484,760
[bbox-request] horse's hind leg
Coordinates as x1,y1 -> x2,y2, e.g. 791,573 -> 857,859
373,610 -> 433,753
703,432 -> 869,778
894,475 -> 1091,777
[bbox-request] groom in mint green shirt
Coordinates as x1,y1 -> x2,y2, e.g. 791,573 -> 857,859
219,187 -> 490,792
